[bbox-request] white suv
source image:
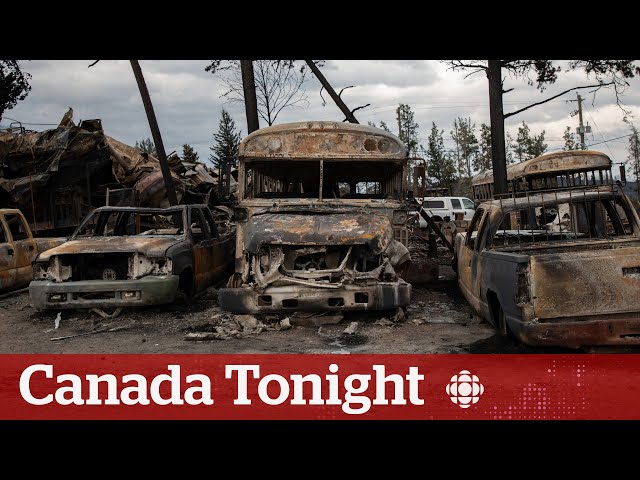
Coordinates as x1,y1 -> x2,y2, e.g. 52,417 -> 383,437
412,196 -> 476,228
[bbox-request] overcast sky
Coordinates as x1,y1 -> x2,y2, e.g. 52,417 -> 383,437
3,60 -> 640,178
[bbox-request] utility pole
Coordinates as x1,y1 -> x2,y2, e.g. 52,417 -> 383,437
240,60 -> 260,134
577,93 -> 585,149
574,93 -> 591,150
130,60 -> 178,206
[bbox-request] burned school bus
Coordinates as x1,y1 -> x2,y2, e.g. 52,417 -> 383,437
218,121 -> 412,313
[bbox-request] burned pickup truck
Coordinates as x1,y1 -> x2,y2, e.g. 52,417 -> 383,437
29,204 -> 234,310
218,121 -> 412,313
455,150 -> 640,347
0,209 -> 66,291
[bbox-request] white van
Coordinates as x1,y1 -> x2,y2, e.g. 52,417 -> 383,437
412,196 -> 476,228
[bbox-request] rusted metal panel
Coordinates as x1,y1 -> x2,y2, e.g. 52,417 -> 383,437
29,276 -> 180,310
510,313 -> 640,347
530,247 -> 640,320
219,282 -> 411,314
37,237 -> 182,259
239,121 -> 407,160
472,150 -> 612,186
244,213 -> 394,254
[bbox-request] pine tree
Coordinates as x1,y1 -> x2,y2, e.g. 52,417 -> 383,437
562,126 -> 577,151
396,104 -> 419,156
182,144 -> 199,163
627,126 -> 640,197
135,138 -> 156,156
367,121 -> 391,132
209,109 -> 242,168
426,122 -> 456,193
513,121 -> 547,162
378,121 -> 391,132
451,117 -> 479,179
474,123 -> 492,172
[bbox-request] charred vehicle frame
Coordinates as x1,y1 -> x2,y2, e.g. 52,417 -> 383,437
218,121 -> 412,314
29,204 -> 234,310
456,150 -> 640,347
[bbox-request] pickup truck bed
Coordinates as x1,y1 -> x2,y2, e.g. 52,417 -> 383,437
455,186 -> 640,347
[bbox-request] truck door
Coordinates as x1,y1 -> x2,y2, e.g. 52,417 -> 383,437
457,208 -> 488,313
3,212 -> 37,288
190,207 -> 215,292
201,207 -> 233,283
0,217 -> 16,290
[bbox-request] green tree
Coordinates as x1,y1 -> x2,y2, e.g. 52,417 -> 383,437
513,122 -> 547,162
563,126 -> 577,151
210,109 -> 242,168
135,138 -> 156,156
444,60 -> 639,193
425,122 -> 456,193
367,120 -> 391,132
627,126 -> 640,196
396,104 -> 419,156
378,121 -> 391,132
451,117 -> 479,179
182,144 -> 199,163
505,132 -> 515,164
474,123 -> 492,172
396,104 -> 420,190
0,61 -> 31,120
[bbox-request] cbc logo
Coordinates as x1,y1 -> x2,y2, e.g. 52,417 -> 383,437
446,370 -> 484,409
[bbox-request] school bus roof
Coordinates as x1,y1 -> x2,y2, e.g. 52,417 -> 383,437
471,150 -> 612,186
238,121 -> 407,161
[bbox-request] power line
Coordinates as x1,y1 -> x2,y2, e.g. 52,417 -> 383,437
0,116 -> 58,126
546,132 -> 634,153
581,103 -> 615,159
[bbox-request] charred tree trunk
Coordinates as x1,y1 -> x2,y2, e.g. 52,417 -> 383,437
240,60 -> 260,134
305,60 -> 359,124
130,60 -> 178,206
487,60 -> 508,195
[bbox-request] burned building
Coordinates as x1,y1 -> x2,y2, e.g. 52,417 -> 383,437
0,110 -> 224,236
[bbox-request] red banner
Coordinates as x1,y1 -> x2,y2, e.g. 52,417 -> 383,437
0,354 -> 637,420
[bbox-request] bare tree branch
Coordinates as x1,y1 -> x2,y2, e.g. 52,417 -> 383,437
343,104 -> 370,121
504,82 -> 614,119
339,86 -> 354,98
319,86 -> 326,106
443,61 -> 487,79
208,60 -> 309,126
351,104 -> 370,114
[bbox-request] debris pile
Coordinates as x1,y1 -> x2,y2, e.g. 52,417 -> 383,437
0,109 -> 230,235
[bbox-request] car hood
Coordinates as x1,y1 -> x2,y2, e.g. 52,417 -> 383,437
244,213 -> 394,254
36,236 -> 183,261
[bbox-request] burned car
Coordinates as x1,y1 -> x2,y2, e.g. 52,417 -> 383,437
218,121 -> 412,314
456,150 -> 640,347
29,204 -> 234,310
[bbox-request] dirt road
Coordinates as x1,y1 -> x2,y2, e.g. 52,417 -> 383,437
0,266 -> 578,354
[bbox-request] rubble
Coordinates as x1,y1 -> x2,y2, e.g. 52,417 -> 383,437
0,110 -> 229,236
